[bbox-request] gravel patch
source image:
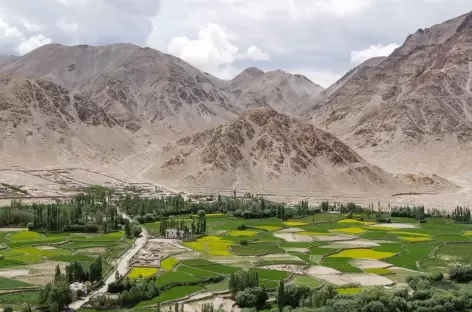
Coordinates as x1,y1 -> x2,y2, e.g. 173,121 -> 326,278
307,266 -> 341,275
37,246 -> 57,250
283,247 -> 310,253
262,264 -> 306,274
351,259 -> 393,269
312,273 -> 394,286
0,269 -> 30,278
347,273 -> 394,286
312,235 -> 355,242
274,233 -> 313,242
0,228 -> 27,232
325,240 -> 380,249
369,223 -> 417,229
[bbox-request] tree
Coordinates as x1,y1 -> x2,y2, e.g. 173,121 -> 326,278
449,265 -> 472,283
50,302 -> 60,312
235,286 -> 268,308
124,221 -> 131,238
3,306 -> 13,312
276,280 -> 286,312
22,304 -> 32,312
90,256 -> 103,282
54,264 -> 62,284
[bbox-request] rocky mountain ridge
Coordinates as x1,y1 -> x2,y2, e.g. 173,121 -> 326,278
145,108 -> 455,193
305,11 -> 472,175
0,44 -> 322,135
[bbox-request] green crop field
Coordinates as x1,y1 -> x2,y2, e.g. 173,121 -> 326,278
292,275 -> 322,288
321,257 -> 363,273
175,264 -> 221,278
136,285 -> 204,307
0,277 -> 33,289
0,291 -> 39,304
155,271 -> 200,286
204,278 -> 228,292
249,268 -> 291,280
231,245 -> 267,256
180,259 -> 215,267
201,264 -> 241,274
420,242 -> 472,273
388,241 -> 441,270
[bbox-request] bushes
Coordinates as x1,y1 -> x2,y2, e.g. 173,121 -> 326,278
63,224 -> 99,233
428,272 -> 444,282
449,265 -> 472,283
235,286 -> 268,308
240,240 -> 248,246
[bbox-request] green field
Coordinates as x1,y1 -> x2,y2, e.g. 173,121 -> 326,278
200,264 -> 241,274
291,275 -> 322,288
136,285 -> 204,307
0,277 -> 33,289
420,242 -> 472,273
176,265 -> 221,278
249,268 -> 291,280
0,291 -> 39,304
155,271 -> 199,286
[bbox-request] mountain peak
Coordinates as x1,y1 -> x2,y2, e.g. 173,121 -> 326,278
457,11 -> 472,33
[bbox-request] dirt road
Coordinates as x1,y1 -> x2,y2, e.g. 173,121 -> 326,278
69,211 -> 148,310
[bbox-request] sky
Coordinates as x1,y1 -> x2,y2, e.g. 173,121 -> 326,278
0,0 -> 471,87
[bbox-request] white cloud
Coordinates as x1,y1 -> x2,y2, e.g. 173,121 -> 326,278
16,34 -> 52,54
167,23 -> 239,78
167,23 -> 269,79
0,19 -> 23,40
242,45 -> 270,61
56,19 -> 78,33
350,43 -> 399,65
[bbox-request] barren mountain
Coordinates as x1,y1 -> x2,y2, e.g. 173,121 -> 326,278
0,43 -> 237,134
145,108 -> 452,194
0,55 -> 18,68
226,69 -> 323,114
306,11 -> 472,175
0,44 -> 323,135
0,73 -> 138,167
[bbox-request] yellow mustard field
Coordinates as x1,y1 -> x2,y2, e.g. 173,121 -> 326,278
334,227 -> 366,234
160,257 -> 179,271
298,232 -> 331,236
283,221 -> 308,226
330,249 -> 395,259
226,230 -> 259,237
127,267 -> 158,278
183,236 -> 233,256
398,236 -> 432,242
394,231 -> 430,237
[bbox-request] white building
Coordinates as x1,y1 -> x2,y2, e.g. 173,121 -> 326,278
165,228 -> 180,239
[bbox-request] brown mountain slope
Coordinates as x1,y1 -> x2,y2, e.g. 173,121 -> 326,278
0,55 -> 18,68
0,73 -> 138,167
144,108 -> 453,194
226,69 -> 324,114
0,44 -> 323,136
306,11 -> 472,175
0,43 -> 237,134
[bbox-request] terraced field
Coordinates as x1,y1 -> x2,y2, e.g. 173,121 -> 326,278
0,230 -> 130,311
5,212 -> 469,311
124,212 -> 472,308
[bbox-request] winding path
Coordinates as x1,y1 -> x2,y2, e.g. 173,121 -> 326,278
69,211 -> 149,310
